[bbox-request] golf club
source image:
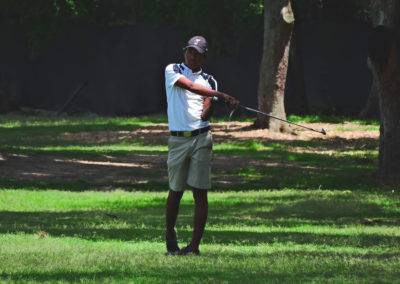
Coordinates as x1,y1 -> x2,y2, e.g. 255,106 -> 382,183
240,105 -> 326,135
212,96 -> 326,135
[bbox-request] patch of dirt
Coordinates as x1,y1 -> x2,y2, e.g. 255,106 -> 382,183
1,122 -> 379,189
55,124 -> 170,145
31,122 -> 379,144
0,153 -> 168,185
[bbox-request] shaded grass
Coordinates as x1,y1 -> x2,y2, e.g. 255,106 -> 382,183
215,141 -> 378,164
0,114 -> 382,192
1,190 -> 399,242
0,189 -> 399,283
1,114 -> 398,282
215,166 -> 378,191
0,140 -> 168,156
0,114 -> 168,129
0,115 -> 169,157
0,115 -> 167,147
0,177 -> 169,192
1,235 -> 398,283
0,114 -> 379,158
1,235 -> 399,283
0,137 -> 378,161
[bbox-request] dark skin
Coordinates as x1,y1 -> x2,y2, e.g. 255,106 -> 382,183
166,47 -> 239,253
201,97 -> 214,121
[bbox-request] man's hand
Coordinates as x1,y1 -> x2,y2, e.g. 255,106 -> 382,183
175,77 -> 240,108
220,93 -> 240,109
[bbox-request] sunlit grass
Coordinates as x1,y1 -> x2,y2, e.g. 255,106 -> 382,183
287,115 -> 379,125
2,234 -> 398,283
0,114 -> 378,129
335,125 -> 380,131
0,189 -> 167,211
0,115 -> 168,128
0,189 -> 399,282
1,143 -> 168,156
0,115 -> 167,143
1,114 -> 395,282
214,141 -> 270,152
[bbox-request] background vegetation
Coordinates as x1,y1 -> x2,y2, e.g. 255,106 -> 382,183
0,0 -> 371,56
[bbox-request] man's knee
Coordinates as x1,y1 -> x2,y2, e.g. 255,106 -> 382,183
168,189 -> 184,201
192,188 -> 208,203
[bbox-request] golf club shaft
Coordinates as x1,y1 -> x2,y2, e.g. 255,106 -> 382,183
241,105 -> 326,135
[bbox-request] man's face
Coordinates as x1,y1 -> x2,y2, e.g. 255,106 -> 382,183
184,47 -> 206,72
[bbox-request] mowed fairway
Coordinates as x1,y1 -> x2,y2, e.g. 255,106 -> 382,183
0,115 -> 399,283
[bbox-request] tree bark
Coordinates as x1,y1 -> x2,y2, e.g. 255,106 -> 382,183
284,1 -> 308,115
0,73 -> 10,114
359,79 -> 378,118
368,0 -> 400,177
255,0 -> 294,131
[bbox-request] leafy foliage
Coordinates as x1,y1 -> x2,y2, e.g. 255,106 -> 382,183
0,0 -> 264,56
293,0 -> 370,22
0,0 -> 373,56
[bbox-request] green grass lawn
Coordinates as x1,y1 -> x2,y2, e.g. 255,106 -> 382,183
0,114 -> 399,283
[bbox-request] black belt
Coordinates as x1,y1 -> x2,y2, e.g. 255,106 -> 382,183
170,126 -> 211,137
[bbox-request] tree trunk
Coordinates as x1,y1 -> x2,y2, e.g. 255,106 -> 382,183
368,0 -> 400,177
284,2 -> 308,115
359,79 -> 379,118
0,73 -> 10,114
255,0 -> 294,131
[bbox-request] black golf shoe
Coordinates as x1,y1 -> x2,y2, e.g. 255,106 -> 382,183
176,246 -> 200,256
165,228 -> 180,255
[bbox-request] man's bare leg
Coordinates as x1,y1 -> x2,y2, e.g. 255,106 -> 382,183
166,189 -> 183,241
188,188 -> 208,252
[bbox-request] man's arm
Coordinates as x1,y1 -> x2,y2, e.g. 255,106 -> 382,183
201,97 -> 215,121
175,76 -> 239,108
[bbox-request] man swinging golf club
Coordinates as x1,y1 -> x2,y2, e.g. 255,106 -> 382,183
165,36 -> 239,255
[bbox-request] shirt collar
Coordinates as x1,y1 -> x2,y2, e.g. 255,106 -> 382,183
181,63 -> 202,75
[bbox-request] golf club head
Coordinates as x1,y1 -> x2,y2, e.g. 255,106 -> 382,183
225,108 -> 237,131
321,128 -> 326,135
229,108 -> 236,120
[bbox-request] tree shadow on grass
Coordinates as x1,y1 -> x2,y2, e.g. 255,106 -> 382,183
0,122 -> 144,141
213,164 -> 387,191
214,136 -> 379,153
1,195 -> 398,248
1,250 -> 399,283
209,193 -> 391,221
0,178 -> 169,192
0,165 -> 386,192
0,130 -> 388,192
203,229 -> 400,248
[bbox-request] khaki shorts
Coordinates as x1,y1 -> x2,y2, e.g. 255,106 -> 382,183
167,131 -> 213,191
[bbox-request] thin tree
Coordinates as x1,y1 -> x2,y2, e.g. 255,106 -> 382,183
368,0 -> 400,177
255,0 -> 294,131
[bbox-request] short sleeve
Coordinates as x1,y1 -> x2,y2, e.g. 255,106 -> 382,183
165,64 -> 184,88
208,76 -> 218,91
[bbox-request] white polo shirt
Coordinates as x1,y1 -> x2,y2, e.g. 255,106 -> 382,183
165,63 -> 218,131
